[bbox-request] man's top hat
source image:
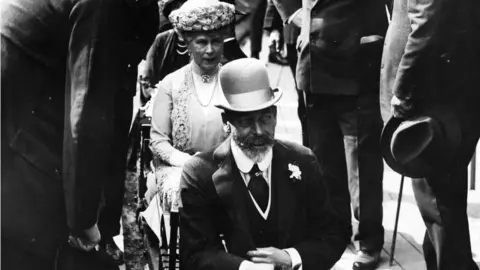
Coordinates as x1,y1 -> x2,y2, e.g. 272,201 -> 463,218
381,108 -> 462,178
215,58 -> 283,112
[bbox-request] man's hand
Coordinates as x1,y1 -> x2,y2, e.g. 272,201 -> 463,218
269,30 -> 281,52
296,27 -> 310,52
68,223 -> 101,252
391,95 -> 414,119
296,8 -> 311,52
247,247 -> 293,269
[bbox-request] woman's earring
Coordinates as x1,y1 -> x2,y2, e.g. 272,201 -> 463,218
223,124 -> 231,134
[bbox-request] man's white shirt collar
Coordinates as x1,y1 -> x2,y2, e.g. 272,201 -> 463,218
231,139 -> 272,219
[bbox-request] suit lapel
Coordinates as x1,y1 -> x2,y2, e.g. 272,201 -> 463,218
212,138 -> 255,253
272,141 -> 297,248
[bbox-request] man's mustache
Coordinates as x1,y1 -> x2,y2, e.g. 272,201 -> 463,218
238,134 -> 274,148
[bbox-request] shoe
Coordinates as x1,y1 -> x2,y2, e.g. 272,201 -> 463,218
251,52 -> 260,59
100,238 -> 124,265
352,250 -> 380,270
268,51 -> 289,66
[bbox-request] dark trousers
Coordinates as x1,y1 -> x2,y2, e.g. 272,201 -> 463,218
412,132 -> 479,270
250,0 -> 267,57
305,93 -> 384,252
286,43 -> 308,147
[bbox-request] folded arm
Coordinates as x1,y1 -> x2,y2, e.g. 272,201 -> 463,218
149,79 -> 191,166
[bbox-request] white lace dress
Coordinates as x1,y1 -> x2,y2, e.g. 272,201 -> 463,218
146,63 -> 226,214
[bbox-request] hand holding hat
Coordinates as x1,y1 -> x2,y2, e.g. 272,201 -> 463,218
381,107 -> 462,178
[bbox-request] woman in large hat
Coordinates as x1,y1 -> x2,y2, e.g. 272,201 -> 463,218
142,0 -> 235,224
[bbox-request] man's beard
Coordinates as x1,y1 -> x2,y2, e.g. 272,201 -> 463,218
232,130 -> 275,163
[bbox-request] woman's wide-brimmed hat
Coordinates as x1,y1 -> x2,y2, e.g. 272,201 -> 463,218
380,107 -> 462,178
169,0 -> 235,32
215,58 -> 283,112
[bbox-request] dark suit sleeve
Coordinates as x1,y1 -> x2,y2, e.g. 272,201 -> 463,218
180,158 -> 245,270
263,0 -> 283,32
393,0 -> 449,99
272,0 -> 319,22
271,0 -> 302,22
143,33 -> 167,98
293,150 -> 350,270
63,0 -> 124,232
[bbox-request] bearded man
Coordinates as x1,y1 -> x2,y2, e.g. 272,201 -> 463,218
179,58 -> 349,270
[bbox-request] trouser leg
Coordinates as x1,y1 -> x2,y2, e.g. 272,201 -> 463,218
413,167 -> 479,270
286,43 -> 308,147
412,131 -> 479,270
305,93 -> 352,238
339,94 -> 384,252
250,0 -> 267,57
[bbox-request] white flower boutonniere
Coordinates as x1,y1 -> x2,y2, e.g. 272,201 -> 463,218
288,163 -> 302,182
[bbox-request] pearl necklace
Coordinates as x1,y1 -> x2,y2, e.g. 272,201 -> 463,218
190,65 -> 221,107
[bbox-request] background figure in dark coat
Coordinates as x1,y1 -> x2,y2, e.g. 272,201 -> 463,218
249,0 -> 267,59
272,1 -> 388,269
262,0 -> 307,146
1,0 -> 158,269
380,0 -> 480,269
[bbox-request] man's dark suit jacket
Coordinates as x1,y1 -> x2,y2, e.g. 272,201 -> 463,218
143,30 -> 190,96
1,0 -> 158,261
180,138 -> 350,270
263,0 -> 299,46
380,0 -> 480,125
272,0 -> 389,95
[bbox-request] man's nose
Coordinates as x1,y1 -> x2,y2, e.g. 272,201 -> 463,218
253,121 -> 264,135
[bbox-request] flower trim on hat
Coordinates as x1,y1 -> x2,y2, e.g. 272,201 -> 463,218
169,2 -> 235,32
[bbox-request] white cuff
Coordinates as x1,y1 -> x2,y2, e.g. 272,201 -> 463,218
169,150 -> 191,167
284,248 -> 302,270
224,37 -> 235,42
239,261 -> 252,270
287,9 -> 302,24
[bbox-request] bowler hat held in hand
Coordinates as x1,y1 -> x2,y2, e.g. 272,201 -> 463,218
381,108 -> 462,178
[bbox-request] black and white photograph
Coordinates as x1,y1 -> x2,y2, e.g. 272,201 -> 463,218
1,0 -> 479,269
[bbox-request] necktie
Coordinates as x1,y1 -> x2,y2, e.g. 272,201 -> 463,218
248,164 -> 269,212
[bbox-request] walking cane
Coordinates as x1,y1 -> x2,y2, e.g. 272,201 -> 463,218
389,174 -> 405,266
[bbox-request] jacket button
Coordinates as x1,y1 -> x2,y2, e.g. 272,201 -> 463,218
55,168 -> 60,175
31,109 -> 36,115
31,238 -> 36,242
48,96 -> 52,100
